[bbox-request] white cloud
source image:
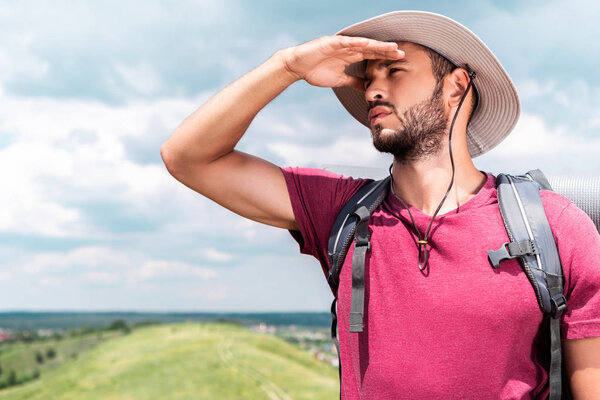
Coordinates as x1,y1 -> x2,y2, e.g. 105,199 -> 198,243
0,270 -> 10,281
18,246 -> 217,288
477,112 -> 600,173
114,62 -> 163,97
139,260 -> 217,280
82,271 -> 120,283
203,248 -> 235,262
0,141 -> 82,236
0,88 -> 216,237
268,135 -> 389,167
22,246 -> 131,275
39,277 -> 65,287
492,113 -> 568,157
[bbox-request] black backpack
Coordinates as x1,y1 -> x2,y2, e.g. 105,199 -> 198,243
325,169 -> 599,400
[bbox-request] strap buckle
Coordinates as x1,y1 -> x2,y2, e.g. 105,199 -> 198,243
487,240 -> 538,269
487,242 -> 511,268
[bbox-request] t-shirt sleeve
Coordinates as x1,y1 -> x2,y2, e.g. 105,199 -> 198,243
553,201 -> 600,339
280,167 -> 369,277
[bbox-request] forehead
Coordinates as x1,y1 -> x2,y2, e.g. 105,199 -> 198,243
364,41 -> 431,76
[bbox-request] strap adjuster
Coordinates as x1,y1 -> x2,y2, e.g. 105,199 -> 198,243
354,241 -> 371,250
550,294 -> 567,317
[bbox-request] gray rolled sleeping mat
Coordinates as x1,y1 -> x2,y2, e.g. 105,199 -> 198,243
546,174 -> 600,232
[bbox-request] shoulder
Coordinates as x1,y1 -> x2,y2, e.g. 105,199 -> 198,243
281,166 -> 343,180
279,166 -> 373,259
540,190 -> 575,219
280,166 -> 372,205
539,190 -> 598,253
539,190 -> 592,234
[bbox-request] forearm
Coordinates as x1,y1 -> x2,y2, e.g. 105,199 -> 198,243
161,50 -> 298,170
565,336 -> 600,399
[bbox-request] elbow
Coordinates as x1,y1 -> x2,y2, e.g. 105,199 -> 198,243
160,139 -> 208,184
160,140 -> 183,178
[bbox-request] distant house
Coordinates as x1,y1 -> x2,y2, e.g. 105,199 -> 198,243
0,331 -> 11,342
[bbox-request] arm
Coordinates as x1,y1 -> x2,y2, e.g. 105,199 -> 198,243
160,36 -> 403,230
564,336 -> 600,399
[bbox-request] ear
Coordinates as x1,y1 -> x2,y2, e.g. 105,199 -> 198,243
445,68 -> 472,109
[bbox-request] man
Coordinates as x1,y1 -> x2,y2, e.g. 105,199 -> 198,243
161,11 -> 600,399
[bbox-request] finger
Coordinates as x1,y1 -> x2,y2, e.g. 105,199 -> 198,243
341,48 -> 405,65
359,48 -> 405,60
335,35 -> 400,52
337,35 -> 397,49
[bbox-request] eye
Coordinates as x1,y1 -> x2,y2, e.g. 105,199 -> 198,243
389,68 -> 404,74
363,79 -> 372,89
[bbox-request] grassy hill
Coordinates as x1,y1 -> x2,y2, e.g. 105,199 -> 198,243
0,322 -> 339,399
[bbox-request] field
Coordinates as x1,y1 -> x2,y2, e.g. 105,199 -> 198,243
0,322 -> 339,399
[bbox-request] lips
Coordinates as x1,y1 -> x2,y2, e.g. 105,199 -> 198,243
368,106 -> 392,126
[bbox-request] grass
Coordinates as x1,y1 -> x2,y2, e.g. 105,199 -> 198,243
0,322 -> 339,399
0,330 -> 124,387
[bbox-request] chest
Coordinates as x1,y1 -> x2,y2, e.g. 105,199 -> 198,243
335,208 -> 543,334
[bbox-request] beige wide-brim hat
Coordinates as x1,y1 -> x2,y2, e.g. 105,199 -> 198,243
332,11 -> 520,158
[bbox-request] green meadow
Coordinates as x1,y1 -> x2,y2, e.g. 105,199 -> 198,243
0,322 -> 338,399
0,329 -> 124,389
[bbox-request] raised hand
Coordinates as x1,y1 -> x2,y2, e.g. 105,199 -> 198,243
278,35 -> 405,91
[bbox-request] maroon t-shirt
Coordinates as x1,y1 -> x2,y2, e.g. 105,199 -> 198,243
281,167 -> 600,400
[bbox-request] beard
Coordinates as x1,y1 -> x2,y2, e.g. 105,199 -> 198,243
370,83 -> 448,162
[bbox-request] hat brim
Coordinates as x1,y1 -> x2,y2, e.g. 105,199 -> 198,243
332,11 -> 520,158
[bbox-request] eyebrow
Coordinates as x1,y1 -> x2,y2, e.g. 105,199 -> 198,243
364,59 -> 409,80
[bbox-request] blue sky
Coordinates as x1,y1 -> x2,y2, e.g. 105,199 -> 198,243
0,0 -> 598,312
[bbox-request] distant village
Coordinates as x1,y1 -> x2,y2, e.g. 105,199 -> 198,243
251,323 -> 339,367
0,327 -> 56,343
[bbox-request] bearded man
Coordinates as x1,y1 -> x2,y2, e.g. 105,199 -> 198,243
161,11 -> 600,400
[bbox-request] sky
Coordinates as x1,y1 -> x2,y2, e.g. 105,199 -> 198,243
0,0 -> 598,312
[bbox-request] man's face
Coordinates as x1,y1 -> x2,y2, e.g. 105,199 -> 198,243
364,42 -> 449,161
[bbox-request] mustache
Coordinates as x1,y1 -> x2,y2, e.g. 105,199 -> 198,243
367,100 -> 397,113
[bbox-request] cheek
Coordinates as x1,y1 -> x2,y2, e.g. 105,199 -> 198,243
396,72 -> 438,101
391,79 -> 434,104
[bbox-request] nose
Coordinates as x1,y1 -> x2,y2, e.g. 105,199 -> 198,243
364,77 -> 387,104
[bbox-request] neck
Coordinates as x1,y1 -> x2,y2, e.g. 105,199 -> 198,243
391,138 -> 486,216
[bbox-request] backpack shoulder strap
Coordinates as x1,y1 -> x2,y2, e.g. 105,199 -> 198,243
488,171 -> 566,315
327,176 -> 391,290
326,176 -> 390,393
487,170 -> 567,400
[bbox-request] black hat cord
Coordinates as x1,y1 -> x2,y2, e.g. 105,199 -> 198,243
387,71 -> 476,271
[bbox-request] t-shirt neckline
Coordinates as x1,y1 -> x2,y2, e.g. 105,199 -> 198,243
384,171 -> 496,220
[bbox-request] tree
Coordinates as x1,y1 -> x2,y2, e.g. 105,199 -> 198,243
105,319 -> 131,333
8,370 -> 16,386
46,347 -> 56,359
80,325 -> 95,335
